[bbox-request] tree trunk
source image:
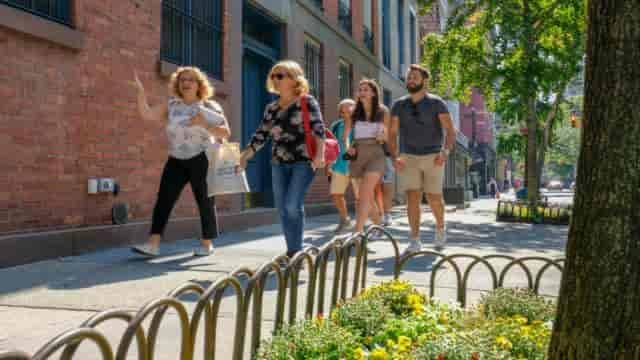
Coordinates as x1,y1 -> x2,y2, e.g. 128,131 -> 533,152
547,0 -> 640,358
526,96 -> 538,204
537,92 -> 564,188
523,0 -> 539,205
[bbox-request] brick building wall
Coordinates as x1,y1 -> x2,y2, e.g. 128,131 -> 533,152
0,0 -> 235,234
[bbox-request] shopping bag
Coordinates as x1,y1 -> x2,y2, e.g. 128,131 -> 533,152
206,140 -> 250,196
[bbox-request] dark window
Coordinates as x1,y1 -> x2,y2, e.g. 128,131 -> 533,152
398,0 -> 405,77
410,10 -> 417,63
310,0 -> 323,11
1,0 -> 72,26
161,0 -> 223,79
383,89 -> 392,108
363,26 -> 375,53
304,36 -> 323,102
338,59 -> 353,100
338,0 -> 352,35
382,0 -> 391,69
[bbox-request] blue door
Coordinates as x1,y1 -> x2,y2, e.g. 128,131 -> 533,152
242,51 -> 275,208
242,1 -> 281,208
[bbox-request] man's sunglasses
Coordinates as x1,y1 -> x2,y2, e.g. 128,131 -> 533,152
410,104 -> 424,123
270,73 -> 289,80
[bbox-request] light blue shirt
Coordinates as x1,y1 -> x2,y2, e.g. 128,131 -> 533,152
330,119 -> 353,174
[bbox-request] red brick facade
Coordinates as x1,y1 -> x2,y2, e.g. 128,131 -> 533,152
1,0 -> 388,237
0,1 -> 234,233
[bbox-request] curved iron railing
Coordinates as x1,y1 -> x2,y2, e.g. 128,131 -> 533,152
0,230 -> 563,359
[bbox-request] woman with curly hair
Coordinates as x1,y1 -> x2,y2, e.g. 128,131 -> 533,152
131,66 -> 230,257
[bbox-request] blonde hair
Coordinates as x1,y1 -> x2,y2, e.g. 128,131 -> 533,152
168,66 -> 214,100
266,60 -> 310,96
337,98 -> 355,114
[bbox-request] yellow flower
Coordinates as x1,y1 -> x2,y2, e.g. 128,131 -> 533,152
438,312 -> 449,325
412,303 -> 424,316
397,336 -> 412,352
386,339 -> 395,348
398,336 -> 412,348
407,294 -> 423,306
364,336 -> 373,345
515,315 -> 528,325
370,348 -> 390,360
495,336 -> 513,349
353,347 -> 366,360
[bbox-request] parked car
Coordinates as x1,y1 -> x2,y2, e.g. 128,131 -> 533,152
547,180 -> 564,190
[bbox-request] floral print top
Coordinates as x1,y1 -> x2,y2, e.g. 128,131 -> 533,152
248,94 -> 326,164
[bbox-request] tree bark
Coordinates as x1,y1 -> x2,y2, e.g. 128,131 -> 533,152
547,0 -> 640,358
537,91 -> 565,187
523,0 -> 539,205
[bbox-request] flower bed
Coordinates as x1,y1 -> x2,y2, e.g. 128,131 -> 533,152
497,200 -> 571,225
256,281 -> 556,359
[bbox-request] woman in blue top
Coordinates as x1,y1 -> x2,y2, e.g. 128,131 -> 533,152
236,61 -> 326,259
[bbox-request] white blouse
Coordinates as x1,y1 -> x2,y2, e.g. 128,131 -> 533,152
166,98 -> 225,160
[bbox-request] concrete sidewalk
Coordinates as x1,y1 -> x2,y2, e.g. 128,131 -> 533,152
0,199 -> 568,359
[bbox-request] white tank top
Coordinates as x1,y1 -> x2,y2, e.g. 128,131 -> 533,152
353,121 -> 384,139
166,98 -> 225,160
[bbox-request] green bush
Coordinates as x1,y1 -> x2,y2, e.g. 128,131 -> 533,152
478,288 -> 556,322
331,297 -> 389,339
478,315 -> 552,360
255,318 -> 360,360
257,284 -> 555,360
412,331 -> 508,360
358,280 -> 428,317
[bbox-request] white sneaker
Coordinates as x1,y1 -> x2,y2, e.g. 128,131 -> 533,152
402,238 -> 423,255
131,244 -> 159,257
435,226 -> 447,250
333,218 -> 353,233
193,244 -> 214,256
368,229 -> 386,241
383,213 -> 393,227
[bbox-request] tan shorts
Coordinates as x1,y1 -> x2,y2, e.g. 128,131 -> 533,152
348,139 -> 386,179
397,153 -> 445,195
330,172 -> 359,196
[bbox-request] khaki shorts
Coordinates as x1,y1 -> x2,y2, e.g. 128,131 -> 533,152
330,172 -> 359,197
397,153 -> 445,195
349,139 -> 386,179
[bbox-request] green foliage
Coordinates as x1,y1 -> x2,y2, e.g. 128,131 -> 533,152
478,288 -> 556,322
255,318 -> 360,360
332,297 -> 389,339
257,283 -> 555,360
419,0 -> 586,202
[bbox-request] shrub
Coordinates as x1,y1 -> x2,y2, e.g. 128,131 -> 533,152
478,315 -> 552,360
332,297 -> 389,339
359,280 -> 428,317
411,331 -> 508,360
478,288 -> 555,322
255,317 -> 360,360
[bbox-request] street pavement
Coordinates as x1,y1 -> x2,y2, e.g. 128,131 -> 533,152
0,198 -> 568,359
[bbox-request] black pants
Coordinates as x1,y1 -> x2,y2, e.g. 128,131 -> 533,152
150,152 -> 218,239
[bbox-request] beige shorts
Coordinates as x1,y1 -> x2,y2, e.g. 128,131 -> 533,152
330,172 -> 359,197
348,139 -> 386,179
397,153 -> 445,195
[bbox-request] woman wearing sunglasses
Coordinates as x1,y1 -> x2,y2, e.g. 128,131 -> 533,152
343,79 -> 390,236
236,60 -> 326,260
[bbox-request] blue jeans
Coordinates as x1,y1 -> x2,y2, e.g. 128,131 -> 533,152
271,162 -> 316,257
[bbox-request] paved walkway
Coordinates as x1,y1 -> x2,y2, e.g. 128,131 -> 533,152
0,198 -> 568,359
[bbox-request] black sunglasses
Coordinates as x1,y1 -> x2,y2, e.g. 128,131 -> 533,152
270,73 -> 289,80
409,103 -> 424,123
